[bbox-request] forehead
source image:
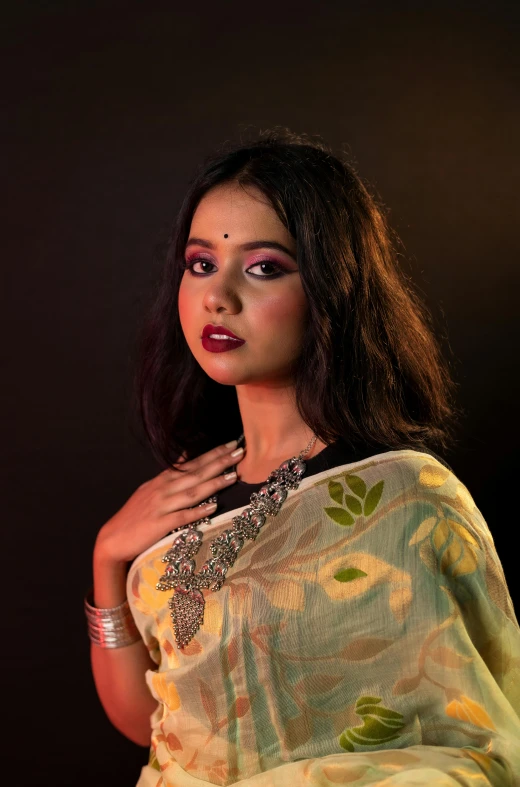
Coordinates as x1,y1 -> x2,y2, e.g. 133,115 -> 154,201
190,183 -> 290,240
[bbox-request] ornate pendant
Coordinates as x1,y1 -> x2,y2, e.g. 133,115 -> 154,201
169,584 -> 205,648
156,447 -> 312,649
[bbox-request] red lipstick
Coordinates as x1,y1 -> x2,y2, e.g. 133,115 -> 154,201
201,323 -> 246,353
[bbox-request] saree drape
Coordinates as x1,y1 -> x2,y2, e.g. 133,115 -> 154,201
127,449 -> 520,786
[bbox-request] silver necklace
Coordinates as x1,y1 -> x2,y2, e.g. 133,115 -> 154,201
156,433 -> 318,648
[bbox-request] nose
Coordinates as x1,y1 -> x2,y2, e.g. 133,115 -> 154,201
201,267 -> 242,313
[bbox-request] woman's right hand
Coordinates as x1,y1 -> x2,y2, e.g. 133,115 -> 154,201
94,441 -> 244,566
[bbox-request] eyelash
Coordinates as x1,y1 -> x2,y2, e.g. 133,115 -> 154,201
181,258 -> 285,279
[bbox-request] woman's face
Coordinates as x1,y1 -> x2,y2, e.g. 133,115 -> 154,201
178,182 -> 308,387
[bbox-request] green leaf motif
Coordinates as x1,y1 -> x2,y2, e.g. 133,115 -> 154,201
328,480 -> 344,505
345,474 -> 367,499
339,694 -> 405,752
324,506 -> 355,527
334,568 -> 367,583
344,494 -> 362,515
357,696 -> 383,707
363,480 -> 385,516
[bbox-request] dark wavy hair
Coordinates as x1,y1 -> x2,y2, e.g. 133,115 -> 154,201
133,127 -> 461,469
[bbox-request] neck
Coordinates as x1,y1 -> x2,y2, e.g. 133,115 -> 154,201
233,382 -> 328,481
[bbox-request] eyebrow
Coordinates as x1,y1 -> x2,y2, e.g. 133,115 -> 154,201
185,237 -> 296,260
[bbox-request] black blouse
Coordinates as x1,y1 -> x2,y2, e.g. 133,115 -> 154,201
214,438 -> 452,518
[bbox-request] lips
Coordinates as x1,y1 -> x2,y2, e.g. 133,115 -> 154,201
202,324 -> 244,341
201,323 -> 246,354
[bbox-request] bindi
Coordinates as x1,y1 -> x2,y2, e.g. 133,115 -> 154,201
223,233 -> 228,238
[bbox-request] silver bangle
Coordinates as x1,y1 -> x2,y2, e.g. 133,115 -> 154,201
85,589 -> 141,648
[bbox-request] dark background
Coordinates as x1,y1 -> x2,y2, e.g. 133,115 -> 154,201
3,1 -> 519,785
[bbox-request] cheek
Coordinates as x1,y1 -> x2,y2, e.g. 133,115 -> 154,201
177,283 -> 199,351
177,281 -> 190,327
255,290 -> 308,336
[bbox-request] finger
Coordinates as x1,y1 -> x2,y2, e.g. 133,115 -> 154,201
164,442 -> 243,492
172,441 -> 239,474
163,499 -> 221,532
161,469 -> 238,517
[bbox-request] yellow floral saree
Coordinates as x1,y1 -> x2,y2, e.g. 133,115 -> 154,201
127,449 -> 520,786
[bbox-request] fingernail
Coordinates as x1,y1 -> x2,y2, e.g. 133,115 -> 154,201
205,502 -> 218,510
225,440 -> 238,448
231,447 -> 243,458
224,471 -> 237,480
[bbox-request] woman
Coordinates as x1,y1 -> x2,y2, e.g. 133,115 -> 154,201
87,129 -> 520,786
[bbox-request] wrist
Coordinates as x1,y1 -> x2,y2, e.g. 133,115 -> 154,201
85,589 -> 141,648
93,543 -> 129,609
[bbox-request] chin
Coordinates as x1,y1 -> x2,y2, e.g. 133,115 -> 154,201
199,362 -> 251,386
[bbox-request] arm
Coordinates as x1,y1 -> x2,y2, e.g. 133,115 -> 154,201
88,440 -> 243,745
90,550 -> 158,747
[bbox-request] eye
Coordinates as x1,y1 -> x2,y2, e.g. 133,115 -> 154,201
182,257 -> 285,278
248,260 -> 285,278
181,258 -> 214,275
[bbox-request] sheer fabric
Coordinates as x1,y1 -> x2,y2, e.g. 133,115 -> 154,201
127,450 -> 520,786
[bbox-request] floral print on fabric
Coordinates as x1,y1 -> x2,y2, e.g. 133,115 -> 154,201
127,450 -> 520,786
